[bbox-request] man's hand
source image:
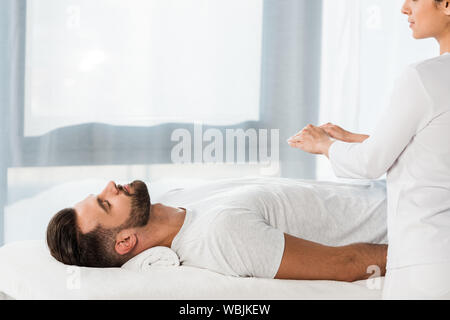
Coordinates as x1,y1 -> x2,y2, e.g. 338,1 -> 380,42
287,124 -> 335,157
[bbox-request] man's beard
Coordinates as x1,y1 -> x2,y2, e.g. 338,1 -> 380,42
119,180 -> 151,229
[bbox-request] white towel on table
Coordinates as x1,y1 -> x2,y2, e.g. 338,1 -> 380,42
121,246 -> 180,271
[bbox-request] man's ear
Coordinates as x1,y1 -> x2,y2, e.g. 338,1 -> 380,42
114,230 -> 137,256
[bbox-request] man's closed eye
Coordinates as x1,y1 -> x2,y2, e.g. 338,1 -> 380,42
97,197 -> 111,213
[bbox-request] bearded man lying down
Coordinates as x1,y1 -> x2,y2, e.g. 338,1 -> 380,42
46,177 -> 388,282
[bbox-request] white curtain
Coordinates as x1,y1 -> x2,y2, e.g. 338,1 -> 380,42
317,0 -> 438,181
24,0 -> 263,136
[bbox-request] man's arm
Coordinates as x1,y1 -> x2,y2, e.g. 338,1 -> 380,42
274,233 -> 387,282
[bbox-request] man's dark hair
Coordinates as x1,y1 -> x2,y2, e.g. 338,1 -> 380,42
46,181 -> 151,268
46,208 -> 130,267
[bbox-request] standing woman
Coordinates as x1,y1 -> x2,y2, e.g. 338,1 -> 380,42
288,0 -> 450,299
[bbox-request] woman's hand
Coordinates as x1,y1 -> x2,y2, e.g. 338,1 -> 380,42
287,124 -> 335,157
320,123 -> 370,143
319,123 -> 353,142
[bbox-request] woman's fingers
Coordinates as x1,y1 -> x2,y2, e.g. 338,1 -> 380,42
288,124 -> 334,155
287,140 -> 304,149
293,124 -> 313,136
321,127 -> 333,135
319,125 -> 337,137
319,124 -> 334,132
287,135 -> 303,143
287,130 -> 307,145
289,126 -> 318,141
289,124 -> 329,144
289,129 -> 307,141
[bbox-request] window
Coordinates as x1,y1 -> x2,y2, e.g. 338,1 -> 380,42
24,0 -> 263,136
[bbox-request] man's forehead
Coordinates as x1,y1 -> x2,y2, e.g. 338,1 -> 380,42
74,195 -> 100,233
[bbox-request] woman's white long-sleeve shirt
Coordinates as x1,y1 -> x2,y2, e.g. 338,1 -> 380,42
329,53 -> 450,269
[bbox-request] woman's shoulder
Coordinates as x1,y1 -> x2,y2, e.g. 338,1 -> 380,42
407,53 -> 450,77
400,54 -> 450,110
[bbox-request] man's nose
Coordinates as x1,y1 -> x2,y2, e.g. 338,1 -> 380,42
100,181 -> 118,196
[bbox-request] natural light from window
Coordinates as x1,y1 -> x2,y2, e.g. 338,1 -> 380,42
24,0 -> 263,136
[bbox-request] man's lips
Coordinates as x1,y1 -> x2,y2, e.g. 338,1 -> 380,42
116,183 -> 131,195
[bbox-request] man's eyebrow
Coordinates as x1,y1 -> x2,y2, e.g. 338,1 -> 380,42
96,196 -> 108,213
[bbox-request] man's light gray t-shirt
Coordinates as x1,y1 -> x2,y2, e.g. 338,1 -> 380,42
157,177 -> 387,279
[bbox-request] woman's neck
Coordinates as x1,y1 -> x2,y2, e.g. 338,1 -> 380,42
438,33 -> 450,55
